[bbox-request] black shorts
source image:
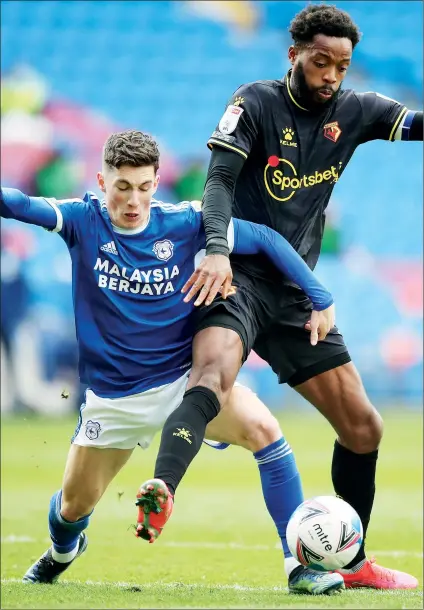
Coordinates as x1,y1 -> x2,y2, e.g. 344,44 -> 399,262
194,270 -> 351,387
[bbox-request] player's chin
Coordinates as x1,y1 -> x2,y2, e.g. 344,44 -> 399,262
314,92 -> 335,104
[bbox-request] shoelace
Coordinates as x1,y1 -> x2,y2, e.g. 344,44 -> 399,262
37,555 -> 55,573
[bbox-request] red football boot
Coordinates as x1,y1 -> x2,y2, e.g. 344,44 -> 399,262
135,478 -> 173,543
338,557 -> 419,589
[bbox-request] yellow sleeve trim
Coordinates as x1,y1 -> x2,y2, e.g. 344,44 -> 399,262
207,139 -> 248,159
389,107 -> 407,142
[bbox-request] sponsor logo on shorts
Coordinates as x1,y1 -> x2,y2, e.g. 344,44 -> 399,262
85,420 -> 101,440
172,427 -> 192,444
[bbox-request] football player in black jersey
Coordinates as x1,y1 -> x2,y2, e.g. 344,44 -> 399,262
140,3 -> 422,590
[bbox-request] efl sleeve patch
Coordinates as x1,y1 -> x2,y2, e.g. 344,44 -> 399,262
218,105 -> 244,135
206,83 -> 262,157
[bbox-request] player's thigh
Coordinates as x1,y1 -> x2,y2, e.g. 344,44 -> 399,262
205,384 -> 281,452
61,444 -> 133,518
294,362 -> 383,453
189,290 -> 263,399
187,327 -> 243,400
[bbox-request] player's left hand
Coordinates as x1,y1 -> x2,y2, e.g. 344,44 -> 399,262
182,254 -> 233,307
305,304 -> 336,346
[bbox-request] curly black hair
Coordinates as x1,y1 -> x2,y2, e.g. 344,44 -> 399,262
289,4 -> 361,49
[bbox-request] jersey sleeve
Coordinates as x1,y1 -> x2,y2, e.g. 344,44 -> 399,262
356,92 -> 407,143
231,219 -> 333,310
55,193 -> 97,248
207,84 -> 262,159
1,187 -> 96,249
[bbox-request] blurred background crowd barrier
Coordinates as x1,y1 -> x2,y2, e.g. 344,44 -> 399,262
1,0 -> 422,415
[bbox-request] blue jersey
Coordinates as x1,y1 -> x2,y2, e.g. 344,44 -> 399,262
1,188 -> 333,397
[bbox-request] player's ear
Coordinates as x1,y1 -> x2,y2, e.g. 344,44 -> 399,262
97,172 -> 106,193
288,45 -> 297,65
153,173 -> 160,194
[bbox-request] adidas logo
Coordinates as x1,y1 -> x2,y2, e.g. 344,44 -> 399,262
100,241 -> 118,255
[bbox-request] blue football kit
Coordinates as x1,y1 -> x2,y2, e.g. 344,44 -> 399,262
1,188 -> 333,398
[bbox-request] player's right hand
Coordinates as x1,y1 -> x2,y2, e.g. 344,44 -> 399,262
305,303 -> 336,346
182,254 -> 233,307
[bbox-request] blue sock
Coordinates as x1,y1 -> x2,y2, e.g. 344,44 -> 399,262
48,490 -> 91,554
254,437 -> 304,559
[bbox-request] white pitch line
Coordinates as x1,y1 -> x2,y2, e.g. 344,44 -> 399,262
0,578 -> 283,592
1,535 -> 421,558
1,578 -> 423,598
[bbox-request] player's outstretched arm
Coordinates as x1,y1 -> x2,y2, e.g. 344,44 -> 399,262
357,92 -> 422,142
393,110 -> 423,141
406,111 -> 423,141
1,187 -> 92,249
1,187 -> 61,231
233,219 -> 335,345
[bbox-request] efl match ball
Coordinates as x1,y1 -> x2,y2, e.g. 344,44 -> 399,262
286,496 -> 363,571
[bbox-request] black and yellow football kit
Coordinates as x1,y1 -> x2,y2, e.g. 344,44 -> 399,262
195,73 -> 421,386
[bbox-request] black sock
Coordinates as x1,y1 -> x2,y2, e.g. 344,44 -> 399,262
154,386 -> 221,496
331,439 -> 378,568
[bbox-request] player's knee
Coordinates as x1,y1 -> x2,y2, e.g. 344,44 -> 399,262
238,412 -> 282,453
189,358 -> 240,405
342,407 -> 383,454
189,366 -> 233,406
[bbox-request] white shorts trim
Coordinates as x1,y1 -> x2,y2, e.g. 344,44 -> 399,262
72,372 -> 190,450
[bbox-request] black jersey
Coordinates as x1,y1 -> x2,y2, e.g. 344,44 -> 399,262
207,74 -> 406,278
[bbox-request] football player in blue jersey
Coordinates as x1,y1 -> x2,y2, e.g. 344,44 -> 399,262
1,130 -> 342,594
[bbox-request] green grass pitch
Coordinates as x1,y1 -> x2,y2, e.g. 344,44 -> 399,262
1,409 -> 422,608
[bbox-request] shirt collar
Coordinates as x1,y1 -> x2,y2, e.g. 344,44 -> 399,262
285,71 -> 309,112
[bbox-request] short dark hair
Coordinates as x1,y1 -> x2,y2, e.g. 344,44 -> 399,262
289,4 -> 361,49
103,130 -> 160,172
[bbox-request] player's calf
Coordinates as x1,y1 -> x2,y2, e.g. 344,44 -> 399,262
135,478 -> 174,543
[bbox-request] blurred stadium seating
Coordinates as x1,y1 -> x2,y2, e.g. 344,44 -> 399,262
1,0 -> 422,412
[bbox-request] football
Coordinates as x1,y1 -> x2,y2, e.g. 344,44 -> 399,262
286,496 -> 363,571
